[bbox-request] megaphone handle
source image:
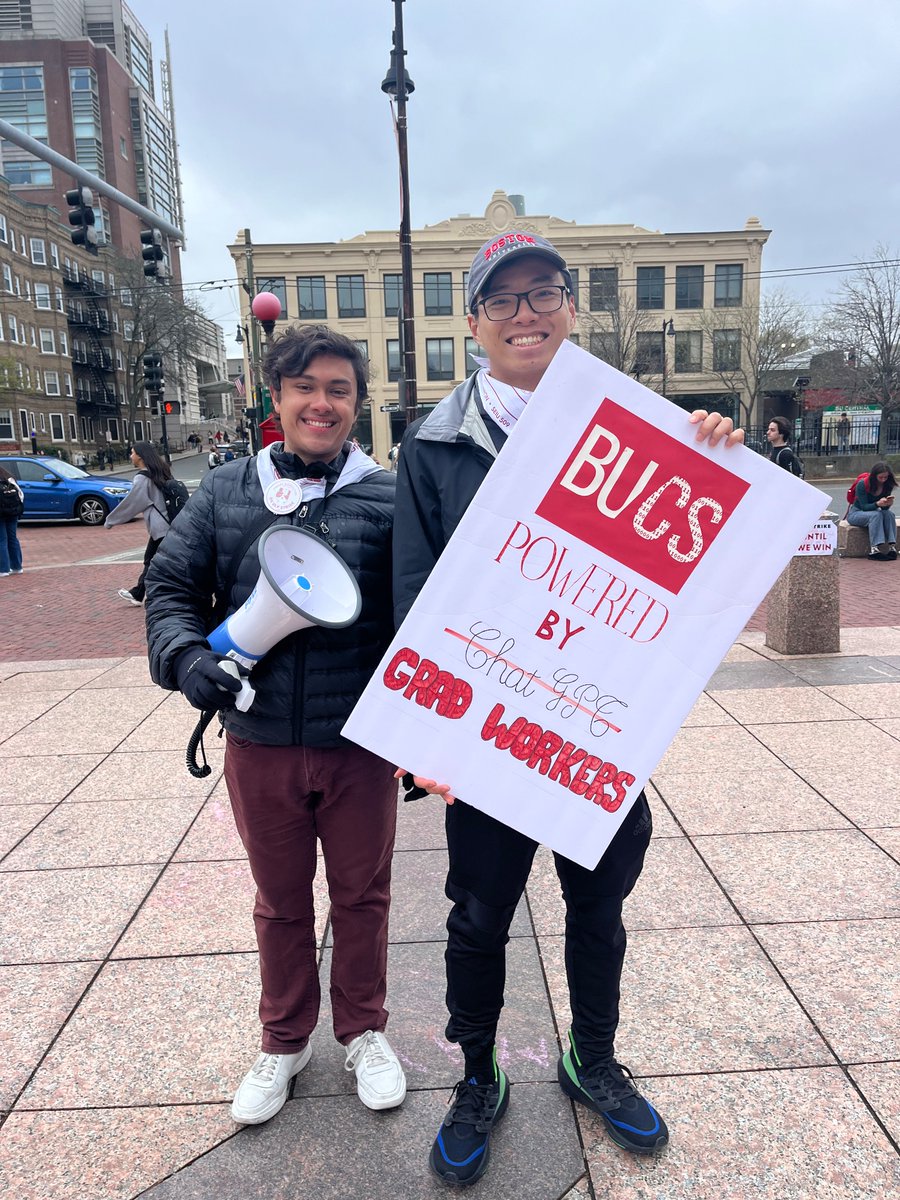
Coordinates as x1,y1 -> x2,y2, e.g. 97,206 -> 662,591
218,658 -> 256,713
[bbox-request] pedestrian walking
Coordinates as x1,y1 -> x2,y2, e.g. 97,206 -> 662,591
105,441 -> 175,605
0,464 -> 25,577
767,416 -> 804,476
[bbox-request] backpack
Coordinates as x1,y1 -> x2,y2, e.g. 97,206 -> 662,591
776,446 -> 805,479
155,477 -> 189,524
0,477 -> 23,517
846,473 -> 868,504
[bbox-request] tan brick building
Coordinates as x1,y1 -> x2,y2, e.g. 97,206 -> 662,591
230,191 -> 769,464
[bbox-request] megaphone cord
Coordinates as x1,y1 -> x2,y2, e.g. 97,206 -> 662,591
186,708 -> 217,778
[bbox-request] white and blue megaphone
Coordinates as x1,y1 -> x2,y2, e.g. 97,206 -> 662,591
207,524 -> 362,711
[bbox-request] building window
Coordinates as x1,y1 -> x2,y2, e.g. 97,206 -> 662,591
2,264 -> 12,293
337,275 -> 366,319
424,272 -> 452,316
8,315 -> 17,342
65,373 -> 74,397
297,276 -> 327,319
55,286 -> 64,312
589,330 -> 620,366
0,314 -> 3,340
0,66 -> 52,185
34,282 -> 51,309
50,242 -> 59,268
39,328 -> 55,353
589,267 -> 618,311
674,330 -> 703,372
59,331 -> 68,356
464,337 -> 481,372
30,238 -> 46,265
386,339 -> 401,382
636,266 -> 664,310
120,287 -> 133,306
69,67 -> 105,179
115,349 -> 124,370
383,273 -> 402,318
123,321 -> 134,341
714,264 -> 743,307
0,409 -> 13,441
68,413 -> 78,440
568,268 -> 579,310
44,371 -> 61,396
0,215 -> 6,243
50,413 -> 64,441
675,265 -> 704,309
426,338 -> 455,381
257,276 -> 287,319
120,135 -> 128,158
354,339 -> 369,361
712,329 -> 741,371
635,332 -> 663,373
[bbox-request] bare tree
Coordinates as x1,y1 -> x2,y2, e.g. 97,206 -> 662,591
818,246 -> 900,447
689,288 -> 810,425
110,252 -> 208,437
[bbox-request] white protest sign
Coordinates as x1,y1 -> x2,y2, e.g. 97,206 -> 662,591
344,341 -> 829,869
794,519 -> 838,556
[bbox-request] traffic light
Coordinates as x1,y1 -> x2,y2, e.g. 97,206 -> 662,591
65,187 -> 98,254
140,228 -> 165,278
162,400 -> 181,415
142,353 -> 164,392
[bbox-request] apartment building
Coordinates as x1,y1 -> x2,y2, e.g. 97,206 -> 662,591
0,0 -> 183,266
230,191 -> 770,464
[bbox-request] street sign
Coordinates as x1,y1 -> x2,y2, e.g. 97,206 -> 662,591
380,403 -> 401,413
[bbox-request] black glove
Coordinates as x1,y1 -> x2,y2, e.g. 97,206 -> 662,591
399,772 -> 430,803
175,647 -> 243,712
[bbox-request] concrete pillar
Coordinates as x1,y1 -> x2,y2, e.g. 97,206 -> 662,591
766,513 -> 840,655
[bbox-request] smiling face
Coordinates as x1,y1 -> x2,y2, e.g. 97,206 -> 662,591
272,354 -> 358,463
468,254 -> 576,391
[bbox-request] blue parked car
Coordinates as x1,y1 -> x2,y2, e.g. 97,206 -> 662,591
0,455 -> 133,525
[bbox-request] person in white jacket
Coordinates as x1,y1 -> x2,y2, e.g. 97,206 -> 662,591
105,440 -> 173,605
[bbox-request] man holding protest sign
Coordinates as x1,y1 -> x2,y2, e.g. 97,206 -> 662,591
393,232 -> 744,1186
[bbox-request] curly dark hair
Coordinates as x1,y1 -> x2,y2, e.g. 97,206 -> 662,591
262,325 -> 369,413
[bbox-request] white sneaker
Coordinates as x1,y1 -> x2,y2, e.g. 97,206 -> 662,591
344,1030 -> 406,1110
231,1043 -> 312,1124
11,568 -> 23,574
117,588 -> 142,606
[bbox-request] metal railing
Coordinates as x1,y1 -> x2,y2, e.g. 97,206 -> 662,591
744,415 -> 900,458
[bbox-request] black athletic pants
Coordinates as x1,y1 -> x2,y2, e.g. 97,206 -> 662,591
444,791 -> 652,1067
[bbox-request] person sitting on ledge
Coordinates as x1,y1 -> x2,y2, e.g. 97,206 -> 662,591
847,461 -> 897,560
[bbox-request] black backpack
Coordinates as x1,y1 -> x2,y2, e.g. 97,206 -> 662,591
155,477 -> 190,524
776,446 -> 805,479
0,477 -> 23,517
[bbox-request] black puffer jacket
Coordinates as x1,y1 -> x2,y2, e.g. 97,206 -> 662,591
394,375 -> 499,626
145,452 -> 395,746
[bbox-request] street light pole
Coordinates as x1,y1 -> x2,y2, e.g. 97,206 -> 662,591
382,0 -> 418,426
661,318 -> 675,398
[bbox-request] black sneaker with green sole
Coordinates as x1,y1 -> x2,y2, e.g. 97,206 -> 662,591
558,1033 -> 668,1153
429,1060 -> 510,1186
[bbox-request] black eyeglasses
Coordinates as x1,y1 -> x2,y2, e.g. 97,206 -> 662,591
476,284 -> 568,322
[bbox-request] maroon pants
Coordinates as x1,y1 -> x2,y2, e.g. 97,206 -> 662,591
224,734 -> 398,1053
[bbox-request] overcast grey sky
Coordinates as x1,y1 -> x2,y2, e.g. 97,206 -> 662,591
139,0 -> 900,355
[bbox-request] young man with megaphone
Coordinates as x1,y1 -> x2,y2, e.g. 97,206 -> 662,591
145,325 -> 406,1125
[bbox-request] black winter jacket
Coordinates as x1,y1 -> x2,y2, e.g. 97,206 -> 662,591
145,451 -> 395,746
394,375 -> 502,627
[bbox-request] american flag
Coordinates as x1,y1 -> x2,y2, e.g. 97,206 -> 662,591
234,374 -> 245,397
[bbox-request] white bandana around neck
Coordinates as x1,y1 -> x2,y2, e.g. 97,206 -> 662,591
476,368 -> 532,435
255,442 -> 384,515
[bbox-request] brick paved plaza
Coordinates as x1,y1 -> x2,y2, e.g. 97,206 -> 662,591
0,515 -> 898,1200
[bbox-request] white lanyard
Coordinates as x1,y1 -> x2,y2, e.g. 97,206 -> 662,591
476,370 -> 531,435
255,443 -> 383,514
